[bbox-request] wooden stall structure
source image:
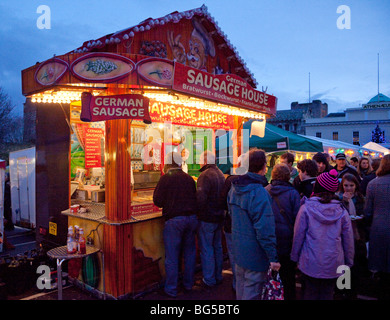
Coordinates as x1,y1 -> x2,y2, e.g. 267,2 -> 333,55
21,5 -> 277,299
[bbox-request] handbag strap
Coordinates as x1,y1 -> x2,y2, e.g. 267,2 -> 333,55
273,195 -> 294,232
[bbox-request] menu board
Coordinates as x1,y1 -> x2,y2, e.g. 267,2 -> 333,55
85,128 -> 104,168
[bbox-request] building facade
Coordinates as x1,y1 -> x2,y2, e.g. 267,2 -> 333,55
305,93 -> 390,147
268,100 -> 328,134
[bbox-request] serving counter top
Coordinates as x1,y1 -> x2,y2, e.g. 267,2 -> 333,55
62,199 -> 162,225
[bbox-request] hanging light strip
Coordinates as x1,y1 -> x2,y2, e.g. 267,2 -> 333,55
143,92 -> 266,121
30,90 -> 102,104
30,88 -> 267,121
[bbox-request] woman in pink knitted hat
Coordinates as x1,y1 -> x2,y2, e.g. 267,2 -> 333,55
291,169 -> 355,300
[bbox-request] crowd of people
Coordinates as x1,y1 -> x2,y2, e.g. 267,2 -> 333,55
153,148 -> 390,300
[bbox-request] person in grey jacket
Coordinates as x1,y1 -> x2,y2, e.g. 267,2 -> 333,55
364,154 -> 390,300
291,169 -> 354,300
196,150 -> 226,287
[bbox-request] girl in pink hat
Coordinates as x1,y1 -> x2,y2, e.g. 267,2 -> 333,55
291,169 -> 355,300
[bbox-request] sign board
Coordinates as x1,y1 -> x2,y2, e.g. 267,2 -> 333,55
149,100 -> 234,130
84,128 -> 104,169
173,63 -> 277,116
49,221 -> 57,236
277,141 -> 287,149
81,92 -> 152,123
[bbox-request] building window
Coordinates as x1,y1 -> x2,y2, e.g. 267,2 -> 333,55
333,132 -> 338,140
278,124 -> 282,129
293,123 -> 298,132
285,124 -> 289,131
316,132 -> 322,138
353,131 -> 360,145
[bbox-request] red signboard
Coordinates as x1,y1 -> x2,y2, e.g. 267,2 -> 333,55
131,203 -> 162,217
85,128 -> 104,168
149,100 -> 234,130
81,92 -> 151,123
172,62 -> 277,116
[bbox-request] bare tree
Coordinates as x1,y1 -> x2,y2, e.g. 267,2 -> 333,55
0,87 -> 22,143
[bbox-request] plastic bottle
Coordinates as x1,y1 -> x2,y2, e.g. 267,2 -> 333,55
67,226 -> 77,254
74,225 -> 80,243
78,228 -> 86,254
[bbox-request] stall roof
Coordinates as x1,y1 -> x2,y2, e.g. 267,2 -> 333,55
216,121 -> 323,173
69,4 -> 257,87
303,135 -> 385,156
244,121 -> 324,153
362,142 -> 390,155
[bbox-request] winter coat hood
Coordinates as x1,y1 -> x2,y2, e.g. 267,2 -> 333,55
232,172 -> 268,195
267,180 -> 295,197
303,197 -> 346,225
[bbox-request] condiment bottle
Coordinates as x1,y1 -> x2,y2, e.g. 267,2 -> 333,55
67,226 -> 77,254
78,228 -> 86,254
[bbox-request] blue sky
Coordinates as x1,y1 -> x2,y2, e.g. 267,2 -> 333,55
0,0 -> 389,116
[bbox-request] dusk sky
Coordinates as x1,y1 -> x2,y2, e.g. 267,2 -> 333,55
0,0 -> 389,116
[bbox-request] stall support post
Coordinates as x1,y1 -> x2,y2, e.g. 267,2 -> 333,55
104,119 -> 134,297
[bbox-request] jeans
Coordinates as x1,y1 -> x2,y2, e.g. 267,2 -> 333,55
163,215 -> 198,297
197,221 -> 223,286
235,264 -> 267,300
224,231 -> 236,290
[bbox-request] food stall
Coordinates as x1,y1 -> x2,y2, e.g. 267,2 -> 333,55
21,5 -> 277,299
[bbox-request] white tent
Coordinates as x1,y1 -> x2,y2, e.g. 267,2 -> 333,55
362,142 -> 390,155
302,136 -> 385,158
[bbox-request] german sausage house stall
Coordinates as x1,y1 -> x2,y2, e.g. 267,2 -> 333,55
21,5 -> 277,299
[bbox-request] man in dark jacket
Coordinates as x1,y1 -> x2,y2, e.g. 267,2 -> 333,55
228,149 -> 280,300
196,150 -> 225,287
153,152 -> 198,297
334,153 -> 360,182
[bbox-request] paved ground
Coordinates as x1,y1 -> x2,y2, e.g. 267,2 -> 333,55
0,226 -> 383,301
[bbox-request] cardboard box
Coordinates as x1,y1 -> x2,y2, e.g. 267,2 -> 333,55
74,189 -> 89,200
91,189 -> 105,202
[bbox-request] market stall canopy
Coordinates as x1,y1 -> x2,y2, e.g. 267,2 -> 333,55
362,142 -> 390,155
303,135 -> 385,158
243,121 -> 324,153
216,121 -> 323,173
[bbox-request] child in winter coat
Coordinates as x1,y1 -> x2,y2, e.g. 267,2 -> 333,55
291,169 -> 355,300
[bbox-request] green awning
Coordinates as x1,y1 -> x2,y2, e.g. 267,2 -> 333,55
216,120 -> 323,173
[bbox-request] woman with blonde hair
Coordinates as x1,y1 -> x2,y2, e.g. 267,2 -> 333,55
357,157 -> 373,180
